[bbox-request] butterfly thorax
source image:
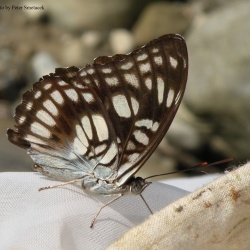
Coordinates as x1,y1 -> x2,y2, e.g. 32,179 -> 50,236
82,175 -> 151,195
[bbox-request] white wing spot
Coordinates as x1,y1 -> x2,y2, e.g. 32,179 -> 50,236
92,115 -> 109,141
131,97 -> 139,115
137,53 -> 148,61
105,77 -> 119,86
121,62 -> 133,70
170,56 -> 178,68
152,122 -> 159,132
80,70 -> 87,77
51,90 -> 64,104
152,47 -> 159,53
83,93 -> 94,103
76,124 -> 89,147
102,68 -> 112,74
84,78 -> 91,84
87,68 -> 95,74
135,119 -> 158,132
128,153 -> 140,161
73,137 -> 87,155
112,95 -> 131,118
157,77 -> 164,104
43,100 -> 58,116
18,116 -> 26,124
140,63 -> 151,74
95,144 -> 107,155
88,152 -> 94,158
36,110 -> 56,126
127,141 -> 136,150
167,89 -> 175,107
124,73 -> 139,88
26,102 -> 33,110
154,56 -> 163,66
81,116 -> 92,139
34,91 -> 41,99
100,143 -> 118,164
145,78 -> 152,90
135,119 -> 153,129
44,83 -> 52,90
65,89 -> 78,102
25,134 -> 46,145
73,82 -> 86,89
31,122 -> 51,138
58,80 -> 67,86
133,130 -> 149,146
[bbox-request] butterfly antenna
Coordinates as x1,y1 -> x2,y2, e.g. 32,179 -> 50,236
145,158 -> 233,180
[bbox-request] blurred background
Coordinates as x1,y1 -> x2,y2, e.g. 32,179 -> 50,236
1,0 -> 249,180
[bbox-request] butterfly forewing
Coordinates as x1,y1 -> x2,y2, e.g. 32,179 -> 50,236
73,34 -> 188,185
7,34 -> 188,187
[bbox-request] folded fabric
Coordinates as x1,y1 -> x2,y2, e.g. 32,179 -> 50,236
108,162 -> 250,250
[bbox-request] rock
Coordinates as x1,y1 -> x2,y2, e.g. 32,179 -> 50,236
158,104 -> 210,169
31,52 -> 59,79
166,105 -> 203,152
0,48 -> 28,102
133,2 -> 195,45
185,1 -> 250,159
81,31 -> 103,49
191,0 -> 242,12
44,0 -> 149,32
60,37 -> 86,67
109,29 -> 135,54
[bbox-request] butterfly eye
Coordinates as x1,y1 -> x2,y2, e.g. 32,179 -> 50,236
129,177 -> 151,194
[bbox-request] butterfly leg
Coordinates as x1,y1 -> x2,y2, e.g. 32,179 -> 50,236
38,179 -> 83,191
140,194 -> 153,214
90,193 -> 123,228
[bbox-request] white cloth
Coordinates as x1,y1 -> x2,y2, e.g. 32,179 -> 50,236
3,165 -> 249,250
162,173 -> 223,192
0,172 -> 188,250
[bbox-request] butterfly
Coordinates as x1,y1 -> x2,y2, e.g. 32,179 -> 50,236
7,34 -> 188,227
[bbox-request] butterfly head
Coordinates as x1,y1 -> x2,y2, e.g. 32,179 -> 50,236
128,177 -> 151,195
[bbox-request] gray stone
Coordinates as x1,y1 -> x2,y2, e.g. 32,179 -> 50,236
185,1 -> 250,159
190,0 -> 242,12
81,31 -> 103,49
31,52 -> 59,79
166,106 -> 203,152
44,0 -> 149,32
60,38 -> 85,67
109,29 -> 135,54
0,48 -> 28,103
133,2 -> 194,45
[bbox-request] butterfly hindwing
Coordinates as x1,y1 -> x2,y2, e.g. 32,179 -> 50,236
8,70 -> 120,181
